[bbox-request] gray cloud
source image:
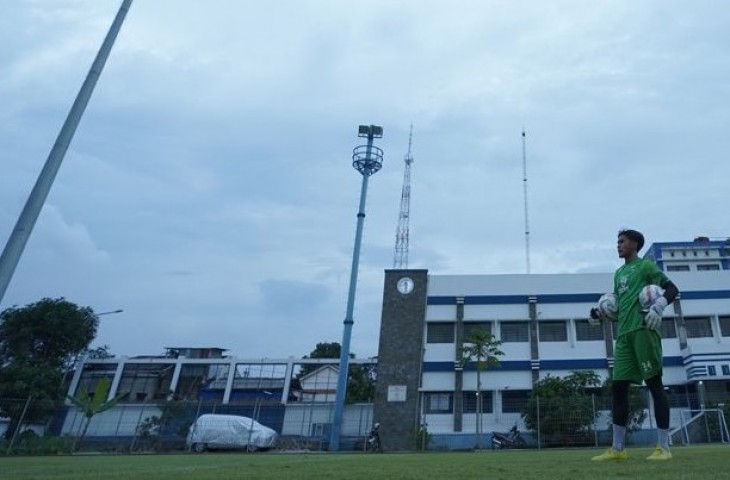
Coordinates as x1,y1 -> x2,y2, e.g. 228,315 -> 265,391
1,1 -> 729,359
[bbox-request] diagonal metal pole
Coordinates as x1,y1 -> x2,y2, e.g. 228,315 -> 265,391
0,0 -> 133,306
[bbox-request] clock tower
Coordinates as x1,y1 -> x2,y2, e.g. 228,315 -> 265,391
374,269 -> 428,450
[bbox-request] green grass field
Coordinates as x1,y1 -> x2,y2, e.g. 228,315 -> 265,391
2,445 -> 730,480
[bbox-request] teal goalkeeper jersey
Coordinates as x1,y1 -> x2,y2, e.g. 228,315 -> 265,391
614,257 -> 669,336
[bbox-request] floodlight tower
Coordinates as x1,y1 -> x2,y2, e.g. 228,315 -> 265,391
329,125 -> 383,451
393,125 -> 414,269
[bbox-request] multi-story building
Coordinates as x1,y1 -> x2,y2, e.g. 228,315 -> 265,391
374,241 -> 730,450
644,236 -> 730,272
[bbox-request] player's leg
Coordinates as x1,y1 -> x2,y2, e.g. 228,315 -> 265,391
645,375 -> 671,459
612,380 -> 630,449
635,330 -> 672,460
592,335 -> 635,461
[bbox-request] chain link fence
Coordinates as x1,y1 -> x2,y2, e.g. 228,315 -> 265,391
425,389 -> 730,450
2,392 -> 728,454
0,396 -> 374,455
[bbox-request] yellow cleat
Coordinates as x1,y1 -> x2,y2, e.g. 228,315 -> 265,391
591,448 -> 628,461
646,446 -> 672,461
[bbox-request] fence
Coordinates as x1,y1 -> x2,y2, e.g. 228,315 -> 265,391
427,391 -> 730,450
0,396 -> 373,455
2,392 -> 728,454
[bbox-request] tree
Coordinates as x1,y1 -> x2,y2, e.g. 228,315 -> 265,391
298,341 -> 376,403
67,376 -> 125,450
522,371 -> 601,447
299,342 -> 343,377
0,298 -> 99,439
459,331 -> 504,449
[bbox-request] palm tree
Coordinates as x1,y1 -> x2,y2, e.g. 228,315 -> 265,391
460,330 -> 504,449
67,377 -> 125,451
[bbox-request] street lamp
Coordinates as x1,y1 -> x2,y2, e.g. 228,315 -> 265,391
329,125 -> 383,452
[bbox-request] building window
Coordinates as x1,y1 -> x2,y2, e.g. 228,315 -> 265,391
74,362 -> 119,398
500,322 -> 529,342
708,366 -> 717,376
667,265 -> 690,272
463,391 -> 494,414
669,252 -> 675,257
502,390 -> 530,414
425,392 -> 453,413
174,363 -> 230,401
722,365 -> 730,376
427,322 -> 455,343
684,317 -> 714,338
118,363 -> 176,403
661,318 -> 677,338
463,322 -> 492,339
697,264 -> 720,271
575,319 -> 604,341
720,316 -> 730,337
539,321 -> 567,342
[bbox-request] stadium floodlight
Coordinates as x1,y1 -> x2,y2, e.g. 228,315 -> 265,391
358,124 -> 383,138
330,124 -> 383,451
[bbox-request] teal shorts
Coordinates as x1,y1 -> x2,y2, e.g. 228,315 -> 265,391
613,328 -> 663,383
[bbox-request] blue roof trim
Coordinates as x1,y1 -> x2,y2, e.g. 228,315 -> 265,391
539,359 -> 607,369
423,356 -> 685,372
650,241 -> 727,249
428,289 -> 730,306
680,290 -> 730,300
423,361 -> 531,372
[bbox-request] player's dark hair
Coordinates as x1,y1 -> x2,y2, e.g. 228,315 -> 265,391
618,229 -> 645,251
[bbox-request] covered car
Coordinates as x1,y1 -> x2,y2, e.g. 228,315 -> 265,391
186,414 -> 278,452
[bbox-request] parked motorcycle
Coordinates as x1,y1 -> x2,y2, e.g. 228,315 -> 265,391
366,423 -> 382,452
491,424 -> 526,449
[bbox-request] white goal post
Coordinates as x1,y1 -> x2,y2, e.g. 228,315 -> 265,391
671,408 -> 730,446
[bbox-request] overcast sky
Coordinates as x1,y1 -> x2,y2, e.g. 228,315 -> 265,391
1,1 -> 729,360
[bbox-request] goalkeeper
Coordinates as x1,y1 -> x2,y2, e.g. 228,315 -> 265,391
590,229 -> 679,462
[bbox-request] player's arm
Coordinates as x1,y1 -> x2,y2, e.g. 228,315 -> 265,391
645,265 -> 679,330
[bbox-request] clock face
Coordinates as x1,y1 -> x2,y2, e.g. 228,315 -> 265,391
397,277 -> 414,295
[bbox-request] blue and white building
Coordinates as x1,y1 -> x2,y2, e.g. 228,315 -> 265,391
374,239 -> 730,450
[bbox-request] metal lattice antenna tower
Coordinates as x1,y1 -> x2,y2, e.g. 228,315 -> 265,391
393,125 -> 414,269
522,128 -> 531,274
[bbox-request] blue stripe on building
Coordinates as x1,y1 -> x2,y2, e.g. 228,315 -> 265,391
423,356 -> 683,372
428,290 -> 730,305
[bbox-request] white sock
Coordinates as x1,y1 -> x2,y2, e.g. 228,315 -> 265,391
612,424 -> 626,451
657,429 -> 670,450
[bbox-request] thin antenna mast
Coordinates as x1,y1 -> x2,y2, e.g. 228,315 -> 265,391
522,128 -> 531,274
393,125 -> 414,269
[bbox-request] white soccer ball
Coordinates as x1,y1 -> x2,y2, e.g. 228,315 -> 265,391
639,284 -> 665,310
597,293 -> 618,320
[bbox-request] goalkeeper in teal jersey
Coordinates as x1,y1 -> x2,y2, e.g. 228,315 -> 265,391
590,229 -> 679,462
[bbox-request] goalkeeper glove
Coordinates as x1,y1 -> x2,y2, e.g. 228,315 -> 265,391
644,296 -> 668,330
588,307 -> 602,326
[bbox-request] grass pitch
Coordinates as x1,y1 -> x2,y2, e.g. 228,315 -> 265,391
2,445 -> 730,480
